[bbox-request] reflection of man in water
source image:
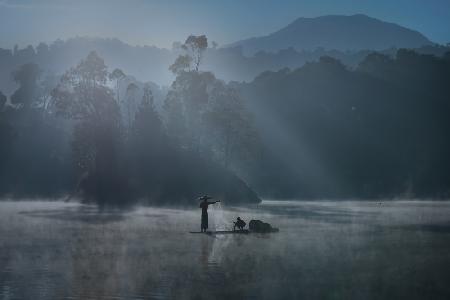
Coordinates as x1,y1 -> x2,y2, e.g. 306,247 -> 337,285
199,195 -> 220,232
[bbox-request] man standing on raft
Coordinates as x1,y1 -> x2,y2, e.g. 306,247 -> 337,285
199,195 -> 220,232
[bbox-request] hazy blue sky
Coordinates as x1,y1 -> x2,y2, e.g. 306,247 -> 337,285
1,0 -> 449,49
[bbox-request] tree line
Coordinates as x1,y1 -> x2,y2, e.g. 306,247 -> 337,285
1,35 -> 450,202
0,35 -> 260,205
2,37 -> 449,95
237,50 -> 450,199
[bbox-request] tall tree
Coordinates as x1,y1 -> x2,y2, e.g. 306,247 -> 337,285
0,91 -> 6,110
51,51 -> 125,203
10,63 -> 41,109
109,68 -> 126,103
133,84 -> 162,141
205,84 -> 258,168
182,35 -> 208,71
164,71 -> 215,150
163,89 -> 186,145
131,84 -> 165,190
165,35 -> 258,166
125,82 -> 139,130
0,91 -> 14,185
169,55 -> 193,75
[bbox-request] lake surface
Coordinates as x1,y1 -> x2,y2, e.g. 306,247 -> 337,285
1,200 -> 449,299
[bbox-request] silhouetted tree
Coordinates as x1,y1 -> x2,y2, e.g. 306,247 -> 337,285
10,63 -> 41,108
163,89 -> 186,145
133,84 -> 163,141
357,52 -> 394,75
182,35 -> 208,71
130,84 -> 166,194
0,105 -> 14,189
444,51 -> 450,62
3,70 -> 72,197
36,42 -> 49,56
164,71 -> 214,150
0,91 -> 6,110
165,38 -> 258,167
205,84 -> 258,168
0,91 -> 12,169
51,51 -> 126,203
109,68 -> 126,103
39,74 -> 59,111
0,41 -> 262,204
125,82 -> 139,130
236,51 -> 450,199
169,55 -> 193,75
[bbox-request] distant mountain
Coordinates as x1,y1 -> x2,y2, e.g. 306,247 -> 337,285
227,14 -> 434,55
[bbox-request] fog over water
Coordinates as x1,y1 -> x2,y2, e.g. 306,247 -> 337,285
1,200 -> 449,299
1,1 -> 450,299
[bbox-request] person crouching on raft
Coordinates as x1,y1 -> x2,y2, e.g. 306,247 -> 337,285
199,195 -> 220,232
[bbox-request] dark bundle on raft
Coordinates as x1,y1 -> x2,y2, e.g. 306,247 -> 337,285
249,220 -> 279,233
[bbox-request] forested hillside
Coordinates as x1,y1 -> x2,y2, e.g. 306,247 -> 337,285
0,37 -> 260,205
237,50 -> 450,198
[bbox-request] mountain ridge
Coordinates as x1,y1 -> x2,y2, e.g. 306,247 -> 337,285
226,14 -> 434,55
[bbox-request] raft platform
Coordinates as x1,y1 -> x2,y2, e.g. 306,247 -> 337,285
189,230 -> 250,235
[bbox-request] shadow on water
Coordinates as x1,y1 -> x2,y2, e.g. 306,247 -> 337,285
394,222 -> 450,234
18,206 -> 128,224
230,202 -> 379,225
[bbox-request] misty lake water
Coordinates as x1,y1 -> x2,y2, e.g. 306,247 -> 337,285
1,200 -> 449,300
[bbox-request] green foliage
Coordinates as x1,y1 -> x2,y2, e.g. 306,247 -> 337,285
204,81 -> 259,168
3,41 -> 450,203
0,91 -> 6,110
73,51 -> 108,85
0,46 -> 261,205
132,84 -> 163,148
51,51 -> 125,203
169,55 -> 193,75
109,68 -> 126,82
10,63 -> 41,108
238,50 -> 450,198
169,35 -> 208,74
108,68 -> 126,103
164,60 -> 259,170
182,35 -> 208,71
0,93 -> 14,183
52,51 -> 115,120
